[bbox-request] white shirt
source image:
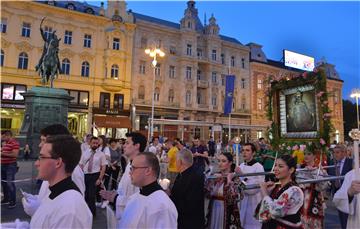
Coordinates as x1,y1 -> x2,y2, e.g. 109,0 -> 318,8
30,190 -> 92,228
81,142 -> 90,154
80,148 -> 107,174
333,169 -> 360,229
239,161 -> 264,229
98,146 -> 111,165
115,163 -> 139,219
118,190 -> 178,229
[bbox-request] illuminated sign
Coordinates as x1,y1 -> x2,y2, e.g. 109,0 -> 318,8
284,50 -> 315,71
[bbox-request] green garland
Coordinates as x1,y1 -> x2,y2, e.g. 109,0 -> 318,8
265,68 -> 334,152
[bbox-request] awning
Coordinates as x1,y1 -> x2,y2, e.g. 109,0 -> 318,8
93,115 -> 131,128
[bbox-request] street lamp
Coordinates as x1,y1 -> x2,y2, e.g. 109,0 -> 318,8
145,47 -> 165,140
350,88 -> 360,130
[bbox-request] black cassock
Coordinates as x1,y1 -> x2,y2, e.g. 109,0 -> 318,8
171,165 -> 205,229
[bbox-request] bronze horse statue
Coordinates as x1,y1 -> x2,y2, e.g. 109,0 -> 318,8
36,17 -> 61,88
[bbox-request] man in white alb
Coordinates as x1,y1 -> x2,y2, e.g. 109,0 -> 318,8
100,132 -> 147,221
22,124 -> 85,217
119,152 -> 177,228
30,135 -> 92,228
233,143 -> 264,229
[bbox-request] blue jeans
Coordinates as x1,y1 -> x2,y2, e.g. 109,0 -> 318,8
1,162 -> 17,203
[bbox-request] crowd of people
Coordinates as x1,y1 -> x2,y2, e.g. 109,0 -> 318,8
1,126 -> 360,228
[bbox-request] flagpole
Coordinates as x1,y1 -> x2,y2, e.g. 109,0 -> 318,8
228,60 -> 231,142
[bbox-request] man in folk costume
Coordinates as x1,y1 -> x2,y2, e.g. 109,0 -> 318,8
119,152 -> 178,228
234,143 -> 264,229
30,135 -> 92,228
100,132 -> 147,224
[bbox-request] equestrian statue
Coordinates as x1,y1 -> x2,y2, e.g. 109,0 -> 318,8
35,17 -> 61,88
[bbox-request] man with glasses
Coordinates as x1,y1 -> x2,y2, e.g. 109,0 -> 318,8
119,152 -> 177,228
100,132 -> 147,224
30,135 -> 92,228
79,136 -> 106,217
22,124 -> 85,216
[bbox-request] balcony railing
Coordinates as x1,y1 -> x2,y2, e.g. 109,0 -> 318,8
197,79 -> 209,88
198,103 -> 209,109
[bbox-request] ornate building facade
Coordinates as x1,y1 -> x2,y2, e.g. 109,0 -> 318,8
1,0 -> 344,142
1,1 -> 135,139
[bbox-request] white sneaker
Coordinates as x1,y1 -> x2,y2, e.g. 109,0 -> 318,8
95,202 -> 102,207
101,200 -> 109,208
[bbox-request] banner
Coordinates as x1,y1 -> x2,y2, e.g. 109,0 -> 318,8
224,75 -> 235,115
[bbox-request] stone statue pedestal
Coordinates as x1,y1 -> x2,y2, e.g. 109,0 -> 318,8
18,86 -> 72,158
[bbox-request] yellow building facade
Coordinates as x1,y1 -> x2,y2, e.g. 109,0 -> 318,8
1,1 -> 135,139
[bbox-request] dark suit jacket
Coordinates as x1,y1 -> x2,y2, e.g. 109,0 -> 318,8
170,165 -> 205,229
328,157 -> 353,193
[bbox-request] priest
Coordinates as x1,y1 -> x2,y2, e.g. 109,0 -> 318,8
119,152 -> 178,228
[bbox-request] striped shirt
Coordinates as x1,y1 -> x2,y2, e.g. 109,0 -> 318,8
1,138 -> 19,164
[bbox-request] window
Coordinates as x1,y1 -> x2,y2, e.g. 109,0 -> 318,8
211,95 -> 217,106
138,85 -> 145,99
197,92 -> 201,104
169,66 -> 175,79
140,37 -> 147,49
186,91 -> 191,104
69,90 -> 89,106
114,94 -> 124,109
1,18 -> 7,33
241,97 -> 246,110
83,34 -> 91,48
168,89 -> 174,102
221,74 -> 225,86
100,92 -> 110,108
170,46 -> 176,55
64,30 -> 72,45
232,99 -> 236,110
113,38 -> 120,50
21,22 -> 31,37
212,49 -> 217,61
241,58 -> 245,68
186,66 -> 192,80
212,72 -> 217,83
61,58 -> 71,75
197,48 -> 203,58
231,56 -> 235,67
154,87 -> 160,101
257,79 -> 263,89
111,64 -> 119,79
197,70 -> 201,80
1,49 -> 4,66
186,44 -> 192,56
257,98 -> 263,110
155,64 -> 161,76
18,52 -> 28,69
81,61 -> 90,77
44,26 -> 53,40
221,53 -> 225,65
334,90 -> 339,104
241,78 -> 245,89
1,84 -> 27,101
187,21 -> 192,29
139,61 -> 146,74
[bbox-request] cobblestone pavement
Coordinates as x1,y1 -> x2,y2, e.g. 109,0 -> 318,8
1,160 -> 341,228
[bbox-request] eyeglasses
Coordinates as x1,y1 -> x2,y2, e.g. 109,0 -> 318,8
37,155 -> 57,161
130,165 -> 148,172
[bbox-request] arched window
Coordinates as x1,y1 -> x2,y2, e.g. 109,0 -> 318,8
0,49 -> 4,66
111,64 -> 119,79
186,91 -> 191,104
232,98 -> 236,110
81,61 -> 90,77
168,89 -> 174,102
18,52 -> 28,69
61,58 -> 70,75
138,85 -> 145,100
154,87 -> 160,101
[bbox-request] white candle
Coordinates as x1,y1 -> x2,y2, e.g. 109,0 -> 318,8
159,178 -> 170,190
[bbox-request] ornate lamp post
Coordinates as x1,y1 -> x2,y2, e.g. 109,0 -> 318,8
350,88 -> 360,130
145,47 -> 165,140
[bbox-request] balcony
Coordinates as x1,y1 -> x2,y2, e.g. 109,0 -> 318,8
197,79 -> 209,88
198,103 -> 209,109
197,56 -> 209,63
133,98 -> 152,106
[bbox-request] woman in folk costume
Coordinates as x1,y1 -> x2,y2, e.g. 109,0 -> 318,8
205,153 -> 242,229
255,154 -> 304,229
298,149 -> 330,229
